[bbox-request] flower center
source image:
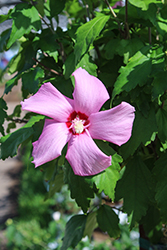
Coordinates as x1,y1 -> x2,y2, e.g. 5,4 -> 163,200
73,118 -> 84,134
66,111 -> 90,135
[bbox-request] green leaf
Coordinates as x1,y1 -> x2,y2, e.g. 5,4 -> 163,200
45,171 -> 64,199
43,160 -> 57,181
156,16 -> 167,37
97,204 -> 120,238
120,108 -> 158,159
112,50 -> 152,98
0,115 -> 44,160
4,75 -> 19,95
77,53 -> 97,76
128,0 -> 158,11
153,153 -> 167,222
156,107 -> 167,142
83,212 -> 97,239
33,33 -> 59,60
22,67 -> 44,94
63,52 -> 75,79
65,164 -> 94,213
0,98 -> 7,136
6,122 -> 16,134
35,0 -> 45,17
115,156 -> 154,229
104,38 -> 144,64
152,71 -> 167,99
0,29 -> 11,52
74,15 -> 110,63
7,3 -> 41,48
50,0 -> 66,17
61,214 -> 87,250
49,76 -> 73,98
141,205 -> 161,235
93,153 -> 122,200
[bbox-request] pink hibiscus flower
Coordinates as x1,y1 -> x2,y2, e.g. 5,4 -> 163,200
21,67 -> 135,176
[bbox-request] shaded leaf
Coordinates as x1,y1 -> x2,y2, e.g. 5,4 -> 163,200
0,98 -> 7,136
156,107 -> 167,142
65,163 -> 94,213
0,29 -> 11,52
83,212 -> 97,239
115,156 -> 155,229
153,153 -> 167,222
50,0 -> 66,17
63,52 -> 75,79
104,38 -> 144,64
45,171 -> 64,199
97,204 -> 120,238
152,71 -> 167,99
61,214 -> 87,250
120,108 -> 158,159
22,67 -> 44,94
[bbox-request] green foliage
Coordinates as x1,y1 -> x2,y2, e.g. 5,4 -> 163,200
65,163 -> 94,213
0,115 -> 44,159
1,0 -> 167,248
97,204 -> 120,238
153,153 -> 167,222
0,98 -> 7,136
74,14 -> 110,63
116,155 -> 155,229
61,214 -> 87,250
7,3 -> 41,48
93,153 -> 122,200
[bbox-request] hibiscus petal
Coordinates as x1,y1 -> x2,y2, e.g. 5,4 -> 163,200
89,102 -> 135,146
66,132 -> 111,176
32,119 -> 71,167
72,68 -> 110,116
21,82 -> 74,122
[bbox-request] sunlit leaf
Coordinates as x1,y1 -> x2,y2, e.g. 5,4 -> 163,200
74,15 -> 110,63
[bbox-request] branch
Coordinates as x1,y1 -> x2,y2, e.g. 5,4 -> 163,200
6,117 -> 28,123
104,0 -> 117,18
32,58 -> 63,76
124,0 -> 131,39
104,0 -> 122,34
38,14 -> 55,34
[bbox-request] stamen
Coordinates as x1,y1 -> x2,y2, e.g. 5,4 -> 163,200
66,112 -> 90,134
73,119 -> 84,134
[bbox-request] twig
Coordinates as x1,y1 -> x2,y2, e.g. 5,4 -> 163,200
6,117 -> 28,123
104,0 -> 122,34
32,58 -> 63,76
58,42 -> 66,63
124,0 -> 131,39
104,0 -> 117,18
38,13 -> 55,34
148,27 -> 152,45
